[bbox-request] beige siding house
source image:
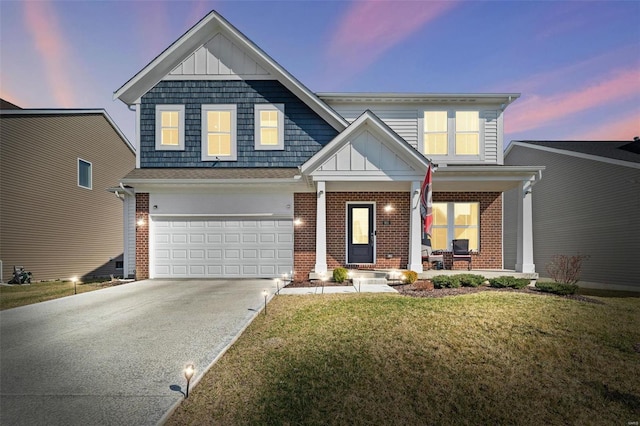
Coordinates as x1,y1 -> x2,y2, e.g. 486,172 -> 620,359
0,107 -> 135,282
504,140 -> 640,291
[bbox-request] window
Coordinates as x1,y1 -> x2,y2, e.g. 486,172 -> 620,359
202,104 -> 237,161
255,104 -> 284,150
423,111 -> 448,155
430,202 -> 479,251
77,158 -> 92,189
455,111 -> 479,155
421,110 -> 482,158
155,105 -> 185,150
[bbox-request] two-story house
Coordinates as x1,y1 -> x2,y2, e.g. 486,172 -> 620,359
114,11 -> 542,282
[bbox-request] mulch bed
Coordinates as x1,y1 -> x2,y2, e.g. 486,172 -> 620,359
284,280 -> 604,304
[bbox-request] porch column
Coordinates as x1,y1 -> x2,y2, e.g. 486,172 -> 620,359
516,179 -> 535,273
314,181 -> 328,273
408,180 -> 424,272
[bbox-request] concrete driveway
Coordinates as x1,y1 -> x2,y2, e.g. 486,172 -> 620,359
0,279 -> 276,425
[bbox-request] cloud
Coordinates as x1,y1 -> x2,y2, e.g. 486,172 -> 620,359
326,0 -> 457,82
506,67 -> 640,134
23,0 -> 76,107
569,112 -> 640,140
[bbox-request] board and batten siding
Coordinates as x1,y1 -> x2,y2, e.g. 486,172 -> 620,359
328,104 -> 502,164
0,114 -> 135,281
504,145 -> 640,290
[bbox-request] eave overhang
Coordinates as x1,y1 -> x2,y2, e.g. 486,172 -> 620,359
432,165 -> 545,192
113,10 -> 348,132
317,92 -> 521,110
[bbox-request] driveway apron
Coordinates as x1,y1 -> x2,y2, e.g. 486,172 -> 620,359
0,279 -> 275,425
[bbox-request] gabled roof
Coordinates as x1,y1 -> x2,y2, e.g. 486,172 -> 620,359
113,10 -> 347,131
301,110 -> 430,180
506,140 -> 640,168
0,109 -> 135,154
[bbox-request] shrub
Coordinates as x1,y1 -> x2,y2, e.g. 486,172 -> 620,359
403,271 -> 418,284
489,276 -> 530,289
545,254 -> 590,285
333,267 -> 348,283
432,275 -> 461,289
535,281 -> 579,295
456,274 -> 486,287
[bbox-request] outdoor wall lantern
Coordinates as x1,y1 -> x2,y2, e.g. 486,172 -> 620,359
71,276 -> 78,295
384,204 -> 394,212
184,364 -> 195,398
262,290 -> 268,315
293,217 -> 303,226
136,218 -> 146,227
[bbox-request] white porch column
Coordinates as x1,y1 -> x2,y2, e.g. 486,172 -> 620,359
314,181 -> 328,273
516,180 -> 535,273
408,180 -> 424,272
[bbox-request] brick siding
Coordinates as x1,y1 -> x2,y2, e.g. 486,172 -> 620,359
135,193 -> 150,280
294,191 -> 503,279
433,192 -> 502,270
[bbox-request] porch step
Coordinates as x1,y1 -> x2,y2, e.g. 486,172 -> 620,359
352,277 -> 388,286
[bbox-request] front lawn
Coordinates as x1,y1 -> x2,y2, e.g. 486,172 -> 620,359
0,280 -> 124,310
168,292 -> 640,425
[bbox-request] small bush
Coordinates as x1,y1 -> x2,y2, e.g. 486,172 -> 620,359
403,271 -> 418,284
333,267 -> 348,283
456,274 -> 486,287
432,275 -> 461,289
535,281 -> 579,295
546,253 -> 590,284
489,276 -> 530,289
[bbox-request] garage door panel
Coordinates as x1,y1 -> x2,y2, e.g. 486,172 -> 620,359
153,217 -> 293,278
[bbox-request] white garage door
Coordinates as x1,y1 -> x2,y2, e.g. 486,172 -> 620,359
152,217 -> 293,278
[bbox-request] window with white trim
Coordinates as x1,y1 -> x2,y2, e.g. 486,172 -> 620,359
155,105 -> 185,150
254,104 -> 284,150
430,202 -> 479,251
455,111 -> 479,155
423,111 -> 448,155
421,110 -> 482,158
78,158 -> 92,189
201,104 -> 237,161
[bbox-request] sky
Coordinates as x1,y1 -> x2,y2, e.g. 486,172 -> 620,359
1,0 -> 639,147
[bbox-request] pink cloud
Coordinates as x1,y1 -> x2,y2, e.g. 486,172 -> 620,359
23,0 -> 76,107
570,112 -> 640,140
506,68 -> 640,134
326,0 -> 457,80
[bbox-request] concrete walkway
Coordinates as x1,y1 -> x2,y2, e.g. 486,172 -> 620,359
279,284 -> 397,295
0,279 -> 277,426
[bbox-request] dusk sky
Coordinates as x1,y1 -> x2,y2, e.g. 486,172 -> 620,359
1,0 -> 639,146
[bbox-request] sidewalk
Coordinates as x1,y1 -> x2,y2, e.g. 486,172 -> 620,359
278,284 -> 397,295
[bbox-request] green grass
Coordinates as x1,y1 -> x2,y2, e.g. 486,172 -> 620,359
0,280 -> 112,310
168,292 -> 640,425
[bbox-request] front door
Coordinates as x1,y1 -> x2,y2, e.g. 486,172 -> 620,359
347,203 -> 374,264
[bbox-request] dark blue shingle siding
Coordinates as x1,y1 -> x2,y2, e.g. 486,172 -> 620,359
140,80 -> 338,168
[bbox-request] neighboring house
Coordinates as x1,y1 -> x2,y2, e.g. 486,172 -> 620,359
504,140 -> 640,291
114,10 -> 542,281
0,105 -> 135,282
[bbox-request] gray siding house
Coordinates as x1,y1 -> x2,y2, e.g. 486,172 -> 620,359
0,106 -> 135,282
504,140 -> 640,291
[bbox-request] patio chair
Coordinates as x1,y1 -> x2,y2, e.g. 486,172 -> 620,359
452,239 -> 472,270
421,239 -> 444,270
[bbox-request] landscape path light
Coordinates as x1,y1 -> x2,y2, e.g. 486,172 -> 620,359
184,364 -> 195,398
262,290 -> 268,315
72,276 -> 78,295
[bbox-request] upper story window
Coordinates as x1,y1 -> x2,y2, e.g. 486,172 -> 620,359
421,110 -> 482,159
431,202 -> 479,251
455,111 -> 479,155
77,158 -> 92,190
155,105 -> 185,150
255,104 -> 284,150
424,111 -> 448,155
202,104 -> 237,161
